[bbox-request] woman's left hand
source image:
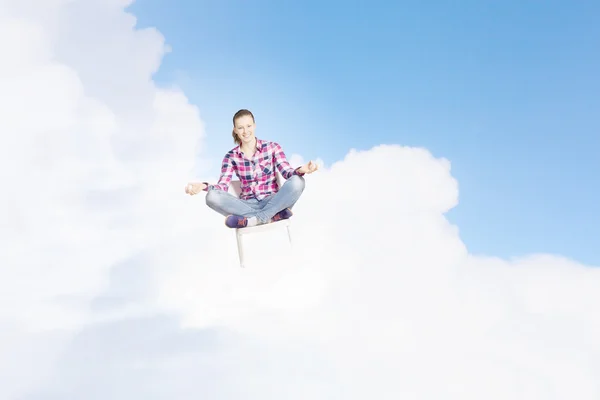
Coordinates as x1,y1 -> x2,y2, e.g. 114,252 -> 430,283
298,160 -> 319,174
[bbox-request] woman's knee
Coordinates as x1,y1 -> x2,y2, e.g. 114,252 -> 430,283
287,174 -> 306,192
205,189 -> 222,207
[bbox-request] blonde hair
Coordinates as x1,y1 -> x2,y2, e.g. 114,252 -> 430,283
232,109 -> 255,145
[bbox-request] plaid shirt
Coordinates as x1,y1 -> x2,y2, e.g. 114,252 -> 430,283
203,139 -> 304,200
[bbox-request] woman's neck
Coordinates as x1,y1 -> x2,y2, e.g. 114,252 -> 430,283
240,138 -> 257,156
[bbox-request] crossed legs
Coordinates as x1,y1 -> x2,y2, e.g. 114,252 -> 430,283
205,175 -> 306,226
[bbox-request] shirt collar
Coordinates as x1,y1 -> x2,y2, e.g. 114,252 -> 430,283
235,138 -> 263,155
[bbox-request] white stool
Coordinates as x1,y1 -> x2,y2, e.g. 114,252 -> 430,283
228,172 -> 292,268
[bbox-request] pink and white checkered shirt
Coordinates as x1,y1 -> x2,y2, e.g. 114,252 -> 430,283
203,139 -> 304,200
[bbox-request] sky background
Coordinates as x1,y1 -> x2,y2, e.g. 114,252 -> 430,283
128,0 -> 599,265
2,1 -> 600,398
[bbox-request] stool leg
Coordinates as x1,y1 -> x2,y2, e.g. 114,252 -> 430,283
236,230 -> 245,268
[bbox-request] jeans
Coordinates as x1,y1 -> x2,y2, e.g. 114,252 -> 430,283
205,175 -> 305,224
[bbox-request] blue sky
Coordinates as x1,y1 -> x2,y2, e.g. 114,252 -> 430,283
128,0 -> 599,265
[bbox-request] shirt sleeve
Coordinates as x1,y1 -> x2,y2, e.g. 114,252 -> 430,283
203,153 -> 235,192
272,142 -> 304,179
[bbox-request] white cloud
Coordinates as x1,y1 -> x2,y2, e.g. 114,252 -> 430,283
1,1 -> 599,399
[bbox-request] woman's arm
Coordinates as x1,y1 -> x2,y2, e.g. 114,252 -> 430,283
272,142 -> 305,179
203,153 -> 235,192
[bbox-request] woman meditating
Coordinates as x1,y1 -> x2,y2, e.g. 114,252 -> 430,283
185,109 -> 319,228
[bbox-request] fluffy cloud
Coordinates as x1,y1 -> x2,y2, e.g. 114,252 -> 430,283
1,1 -> 599,399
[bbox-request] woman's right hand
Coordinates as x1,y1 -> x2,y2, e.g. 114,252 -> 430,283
185,182 -> 207,195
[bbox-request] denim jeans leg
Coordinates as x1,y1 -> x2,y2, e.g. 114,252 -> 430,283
254,175 -> 306,223
205,189 -> 262,217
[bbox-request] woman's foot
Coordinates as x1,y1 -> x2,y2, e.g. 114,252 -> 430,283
225,215 -> 258,228
225,209 -> 291,228
272,208 -> 293,222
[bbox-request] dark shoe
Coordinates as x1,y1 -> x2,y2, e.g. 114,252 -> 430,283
272,208 -> 293,222
225,215 -> 248,228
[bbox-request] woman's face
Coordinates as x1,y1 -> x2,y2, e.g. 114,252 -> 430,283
233,115 -> 256,145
